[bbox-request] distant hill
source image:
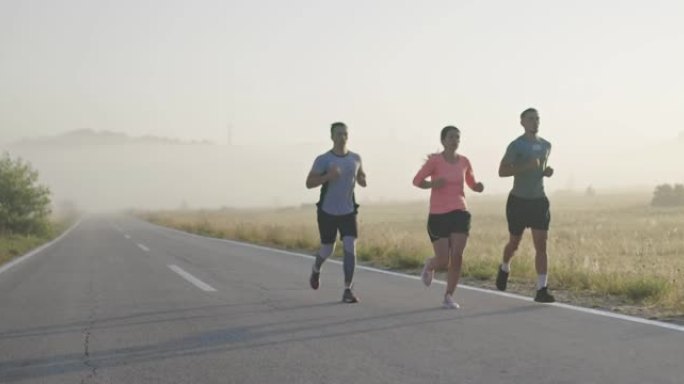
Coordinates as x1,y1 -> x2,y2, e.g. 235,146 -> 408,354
11,129 -> 214,147
1,129 -> 681,211
1,131 -> 329,211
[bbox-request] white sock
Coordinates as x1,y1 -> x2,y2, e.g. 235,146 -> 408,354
501,262 -> 511,273
537,274 -> 547,290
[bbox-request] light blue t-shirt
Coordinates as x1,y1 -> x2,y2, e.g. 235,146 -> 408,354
311,150 -> 362,215
502,135 -> 552,199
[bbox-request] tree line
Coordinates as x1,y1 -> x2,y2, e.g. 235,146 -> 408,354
0,149 -> 681,237
652,183 -> 684,207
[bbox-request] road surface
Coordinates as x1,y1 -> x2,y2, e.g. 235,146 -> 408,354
1,216 -> 682,383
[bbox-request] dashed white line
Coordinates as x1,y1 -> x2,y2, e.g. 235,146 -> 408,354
151,223 -> 684,334
137,243 -> 150,252
168,265 -> 217,292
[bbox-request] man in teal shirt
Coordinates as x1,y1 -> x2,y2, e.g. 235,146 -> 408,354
496,108 -> 555,303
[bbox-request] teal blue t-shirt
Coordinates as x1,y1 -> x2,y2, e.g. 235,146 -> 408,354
502,135 -> 552,199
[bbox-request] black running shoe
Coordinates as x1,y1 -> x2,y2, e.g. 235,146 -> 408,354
342,288 -> 359,303
495,265 -> 509,291
309,269 -> 320,290
534,287 -> 556,303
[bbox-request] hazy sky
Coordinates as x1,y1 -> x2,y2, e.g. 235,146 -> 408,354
1,1 -> 683,208
2,0 -> 683,144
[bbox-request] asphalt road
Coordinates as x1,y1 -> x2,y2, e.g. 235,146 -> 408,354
1,215 -> 682,384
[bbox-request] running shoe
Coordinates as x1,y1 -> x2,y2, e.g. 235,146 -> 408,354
534,287 -> 556,303
420,260 -> 433,287
342,288 -> 359,303
495,264 -> 509,291
309,268 -> 320,290
442,294 -> 460,309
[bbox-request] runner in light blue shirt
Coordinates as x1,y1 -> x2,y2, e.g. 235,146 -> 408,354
305,122 -> 366,303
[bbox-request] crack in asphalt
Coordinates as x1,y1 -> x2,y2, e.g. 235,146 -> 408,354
80,279 -> 99,384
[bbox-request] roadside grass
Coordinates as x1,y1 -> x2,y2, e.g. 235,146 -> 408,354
137,192 -> 684,318
0,219 -> 74,267
0,235 -> 49,266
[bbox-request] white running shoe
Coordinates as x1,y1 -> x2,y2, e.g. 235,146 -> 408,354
443,294 -> 460,309
420,260 -> 433,287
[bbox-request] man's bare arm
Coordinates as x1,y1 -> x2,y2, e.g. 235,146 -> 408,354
306,166 -> 340,189
356,167 -> 367,187
499,158 -> 539,177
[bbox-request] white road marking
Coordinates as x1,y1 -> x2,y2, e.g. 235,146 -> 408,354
152,222 -> 684,334
124,234 -> 131,239
168,264 -> 217,292
137,244 -> 150,252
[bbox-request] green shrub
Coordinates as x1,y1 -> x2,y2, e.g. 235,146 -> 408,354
0,152 -> 51,236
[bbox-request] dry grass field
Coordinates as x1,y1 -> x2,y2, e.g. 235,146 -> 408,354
138,191 -> 684,322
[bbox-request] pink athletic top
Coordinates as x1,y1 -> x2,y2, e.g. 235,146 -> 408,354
412,153 -> 478,214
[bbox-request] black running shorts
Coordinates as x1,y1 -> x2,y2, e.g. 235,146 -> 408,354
317,209 -> 358,244
427,210 -> 471,242
506,194 -> 550,236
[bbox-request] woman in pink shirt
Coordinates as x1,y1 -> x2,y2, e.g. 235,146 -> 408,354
412,126 -> 484,309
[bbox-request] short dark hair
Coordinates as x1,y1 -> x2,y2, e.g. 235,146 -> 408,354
330,122 -> 347,134
520,108 -> 538,119
440,125 -> 460,141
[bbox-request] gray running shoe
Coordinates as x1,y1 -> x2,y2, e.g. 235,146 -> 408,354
342,288 -> 358,303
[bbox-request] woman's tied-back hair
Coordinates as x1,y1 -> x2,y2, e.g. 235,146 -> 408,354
420,125 -> 461,163
440,125 -> 460,141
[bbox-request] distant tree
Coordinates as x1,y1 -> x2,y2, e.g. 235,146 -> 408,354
0,152 -> 51,235
651,183 -> 684,207
675,184 -> 684,205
